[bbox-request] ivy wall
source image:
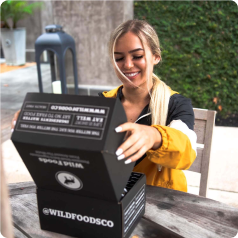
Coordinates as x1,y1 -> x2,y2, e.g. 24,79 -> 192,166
134,1 -> 238,125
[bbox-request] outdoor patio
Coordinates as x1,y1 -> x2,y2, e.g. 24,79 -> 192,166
1,64 -> 238,208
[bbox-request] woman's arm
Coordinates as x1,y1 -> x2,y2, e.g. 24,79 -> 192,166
147,94 -> 197,170
147,122 -> 197,170
115,94 -> 197,169
115,123 -> 163,164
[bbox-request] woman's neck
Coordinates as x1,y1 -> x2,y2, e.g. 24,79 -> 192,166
122,85 -> 151,106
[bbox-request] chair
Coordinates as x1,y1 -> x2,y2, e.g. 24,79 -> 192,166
188,108 -> 216,197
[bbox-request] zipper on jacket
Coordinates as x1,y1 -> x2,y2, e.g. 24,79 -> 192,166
134,112 -> 151,123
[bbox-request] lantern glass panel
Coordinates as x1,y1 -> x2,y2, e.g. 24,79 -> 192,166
39,50 -> 61,93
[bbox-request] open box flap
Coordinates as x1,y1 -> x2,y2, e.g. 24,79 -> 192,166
12,93 -> 137,202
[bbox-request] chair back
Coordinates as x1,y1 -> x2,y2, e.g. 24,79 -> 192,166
188,108 -> 216,197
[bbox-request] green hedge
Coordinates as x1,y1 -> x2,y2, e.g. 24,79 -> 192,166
134,1 -> 238,117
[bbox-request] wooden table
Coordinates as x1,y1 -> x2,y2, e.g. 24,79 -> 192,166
9,182 -> 238,238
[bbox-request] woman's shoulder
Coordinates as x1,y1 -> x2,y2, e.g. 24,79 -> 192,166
169,87 -> 179,97
168,87 -> 192,106
167,89 -> 194,130
169,92 -> 192,107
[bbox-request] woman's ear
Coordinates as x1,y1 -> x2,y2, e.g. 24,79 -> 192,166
153,55 -> 160,65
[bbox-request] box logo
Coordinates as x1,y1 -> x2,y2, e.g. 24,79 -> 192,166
42,208 -> 114,228
56,171 -> 83,190
43,208 -> 50,215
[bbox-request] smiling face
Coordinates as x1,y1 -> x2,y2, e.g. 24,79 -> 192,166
114,31 -> 160,89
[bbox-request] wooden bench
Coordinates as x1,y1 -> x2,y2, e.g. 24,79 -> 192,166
188,108 -> 216,197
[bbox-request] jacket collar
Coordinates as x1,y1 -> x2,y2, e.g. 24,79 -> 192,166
101,85 -> 179,123
101,85 -> 123,98
102,85 -> 151,123
102,84 -> 178,98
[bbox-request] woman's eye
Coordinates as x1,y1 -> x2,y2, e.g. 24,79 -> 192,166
115,57 -> 123,62
133,55 -> 143,60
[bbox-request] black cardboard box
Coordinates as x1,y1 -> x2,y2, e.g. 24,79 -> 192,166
37,172 -> 146,238
11,93 -> 146,238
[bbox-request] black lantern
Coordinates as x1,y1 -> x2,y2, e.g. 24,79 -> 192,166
35,25 -> 79,94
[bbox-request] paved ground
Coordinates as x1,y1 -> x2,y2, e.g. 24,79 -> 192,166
1,65 -> 238,208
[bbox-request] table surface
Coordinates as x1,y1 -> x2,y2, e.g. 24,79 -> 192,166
9,182 -> 238,238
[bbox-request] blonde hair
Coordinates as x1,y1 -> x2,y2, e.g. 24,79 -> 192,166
108,19 -> 171,126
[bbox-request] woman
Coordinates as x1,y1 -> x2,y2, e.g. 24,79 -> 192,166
12,19 -> 197,192
100,19 -> 197,192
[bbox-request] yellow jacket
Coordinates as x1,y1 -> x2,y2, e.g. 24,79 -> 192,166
101,86 -> 197,192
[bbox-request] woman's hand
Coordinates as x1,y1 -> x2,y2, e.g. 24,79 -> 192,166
115,122 -> 162,164
11,110 -> 21,131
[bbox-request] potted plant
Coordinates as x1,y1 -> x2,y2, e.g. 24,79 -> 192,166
1,0 -> 42,65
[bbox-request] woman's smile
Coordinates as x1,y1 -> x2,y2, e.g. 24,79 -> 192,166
123,71 -> 140,80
